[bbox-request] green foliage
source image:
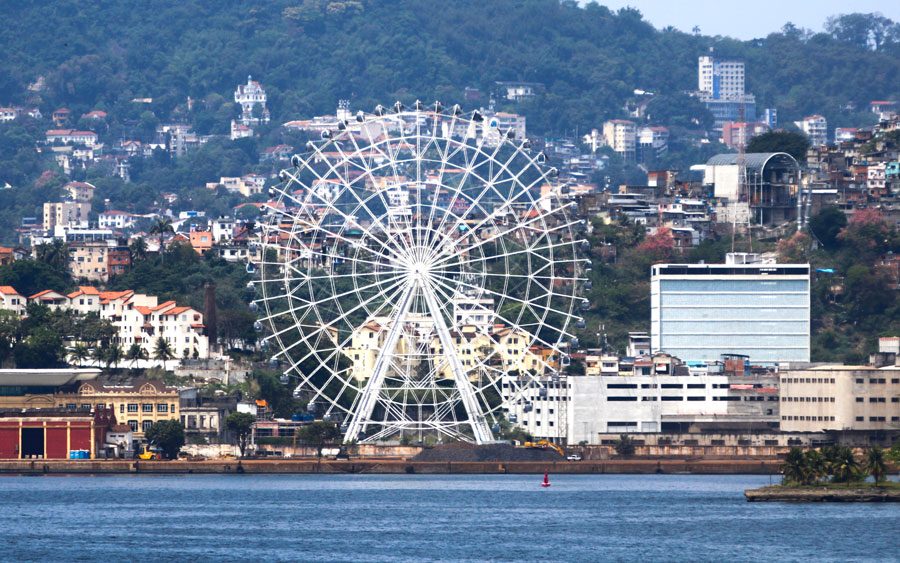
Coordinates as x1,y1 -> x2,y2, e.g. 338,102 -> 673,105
866,447 -> 887,483
808,206 -> 847,250
0,259 -> 72,297
746,130 -> 811,162
251,369 -> 300,418
614,434 -> 635,456
225,411 -> 256,457
144,419 -> 186,459
296,421 -> 342,455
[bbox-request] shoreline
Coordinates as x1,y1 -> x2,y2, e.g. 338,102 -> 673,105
0,458 -> 783,475
745,484 -> 900,502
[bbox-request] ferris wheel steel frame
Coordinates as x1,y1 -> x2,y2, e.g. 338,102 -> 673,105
250,102 -> 588,445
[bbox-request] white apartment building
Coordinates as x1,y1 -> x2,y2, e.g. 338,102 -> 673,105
20,286 -> 210,362
795,115 -> 828,147
45,129 -> 99,147
207,175 -> 266,198
0,286 -> 26,316
64,181 -> 96,203
698,55 -> 745,100
602,120 -> 636,161
651,253 -> 811,364
98,210 -> 137,230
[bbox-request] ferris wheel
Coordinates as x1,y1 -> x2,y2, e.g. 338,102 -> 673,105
250,101 -> 587,444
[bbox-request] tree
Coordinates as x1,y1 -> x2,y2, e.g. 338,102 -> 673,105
225,412 -> 256,457
153,337 -> 175,362
130,237 -> 149,262
746,131 -> 811,163
808,207 -> 847,250
35,239 -> 69,271
823,445 -> 862,483
776,231 -> 811,263
297,421 -> 342,457
103,343 -> 123,370
69,342 -> 91,366
837,208 -> 894,259
614,434 -> 635,456
14,326 -> 65,369
866,447 -> 886,484
144,419 -> 185,460
782,447 -> 807,485
149,218 -> 175,247
126,343 -> 148,368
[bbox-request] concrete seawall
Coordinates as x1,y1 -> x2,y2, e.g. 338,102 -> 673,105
0,458 -> 782,475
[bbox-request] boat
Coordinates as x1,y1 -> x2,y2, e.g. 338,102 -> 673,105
541,471 -> 551,488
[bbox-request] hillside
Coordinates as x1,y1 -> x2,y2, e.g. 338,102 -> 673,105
1,1 -> 898,134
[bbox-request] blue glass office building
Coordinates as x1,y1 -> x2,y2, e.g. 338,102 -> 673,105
651,258 -> 810,364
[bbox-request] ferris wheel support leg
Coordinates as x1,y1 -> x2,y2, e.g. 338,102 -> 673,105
420,282 -> 494,444
343,284 -> 416,444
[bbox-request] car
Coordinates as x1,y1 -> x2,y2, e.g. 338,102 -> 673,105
566,453 -> 583,462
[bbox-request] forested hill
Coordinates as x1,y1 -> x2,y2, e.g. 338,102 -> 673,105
2,0 -> 899,133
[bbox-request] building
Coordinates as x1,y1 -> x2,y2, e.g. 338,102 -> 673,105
637,126 -> 669,162
234,75 -> 270,125
779,365 -> 899,436
494,81 -> 543,102
703,152 -> 800,225
697,55 -> 756,127
43,201 -> 91,231
0,407 -> 114,460
207,175 -> 266,197
721,121 -> 769,150
795,115 -> 828,147
698,55 -> 745,100
68,241 -> 117,282
0,286 -> 26,316
45,129 -> 98,147
64,181 -> 96,203
98,210 -> 137,230
651,253 -> 810,364
602,120 -> 636,161
62,378 -> 180,437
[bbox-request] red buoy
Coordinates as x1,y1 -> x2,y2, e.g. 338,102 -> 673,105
541,471 -> 551,487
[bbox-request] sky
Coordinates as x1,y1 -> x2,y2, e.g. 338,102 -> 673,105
594,0 -> 900,40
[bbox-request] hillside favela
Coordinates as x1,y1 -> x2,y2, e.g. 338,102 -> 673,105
0,1 -> 898,560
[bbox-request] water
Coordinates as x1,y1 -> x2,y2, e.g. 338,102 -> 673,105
0,474 -> 896,562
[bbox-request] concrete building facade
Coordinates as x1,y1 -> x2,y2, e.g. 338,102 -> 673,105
651,254 -> 810,364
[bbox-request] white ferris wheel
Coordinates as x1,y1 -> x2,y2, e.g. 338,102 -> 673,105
250,101 -> 588,444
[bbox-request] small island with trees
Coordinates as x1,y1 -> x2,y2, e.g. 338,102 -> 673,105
745,446 -> 900,502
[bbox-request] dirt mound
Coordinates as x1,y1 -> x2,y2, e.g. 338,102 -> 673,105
411,442 -> 562,462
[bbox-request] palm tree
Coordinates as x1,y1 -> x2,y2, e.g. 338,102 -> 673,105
825,445 -> 860,483
153,337 -> 175,362
103,343 -> 123,370
782,447 -> 806,485
802,450 -> 826,485
129,237 -> 149,262
35,239 -> 68,270
126,343 -> 148,368
149,217 -> 175,251
69,343 -> 90,366
866,447 -> 887,484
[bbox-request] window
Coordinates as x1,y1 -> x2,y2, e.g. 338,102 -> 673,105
157,404 -> 168,413
687,396 -> 705,401
142,420 -> 153,432
855,416 -> 864,422
128,420 -> 138,431
142,403 -> 153,412
127,403 -> 138,413
65,403 -> 76,409
857,398 -> 865,403
607,396 -> 637,401
661,396 -> 683,401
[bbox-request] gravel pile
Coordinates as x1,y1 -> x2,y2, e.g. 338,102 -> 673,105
412,442 -> 562,462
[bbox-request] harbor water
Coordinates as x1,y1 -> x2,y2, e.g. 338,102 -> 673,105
0,474 -> 896,561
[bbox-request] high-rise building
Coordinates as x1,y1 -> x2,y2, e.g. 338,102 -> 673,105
651,253 -> 811,364
697,55 -> 756,128
698,55 -> 745,100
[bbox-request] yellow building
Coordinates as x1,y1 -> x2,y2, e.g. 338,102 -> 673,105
57,378 -> 180,438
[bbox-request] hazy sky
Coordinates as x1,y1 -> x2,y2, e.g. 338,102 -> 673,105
595,0 -> 900,39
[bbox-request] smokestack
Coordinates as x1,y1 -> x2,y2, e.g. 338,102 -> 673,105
204,281 -> 218,352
